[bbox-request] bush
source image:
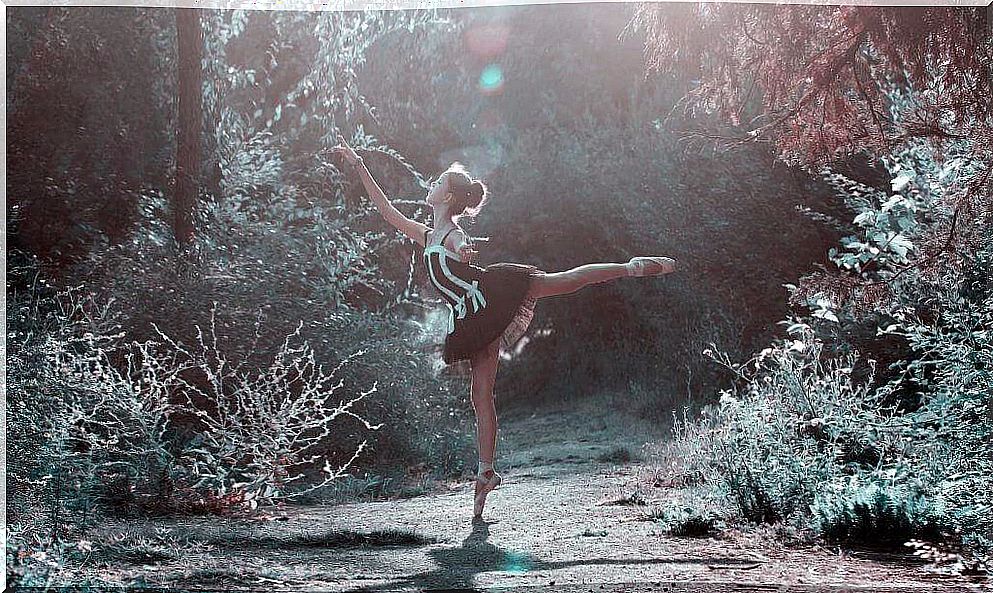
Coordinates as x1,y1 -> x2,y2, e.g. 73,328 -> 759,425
8,227 -> 475,528
6,281 -> 385,522
643,497 -> 722,537
880,261 -> 993,553
63,152 -> 475,483
648,103 -> 993,556
653,323 -> 969,549
811,477 -> 945,546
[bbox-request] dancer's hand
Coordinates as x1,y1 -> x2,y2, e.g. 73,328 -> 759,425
459,245 -> 480,264
330,133 -> 362,167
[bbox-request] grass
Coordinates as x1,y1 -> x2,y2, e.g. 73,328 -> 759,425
97,527 -> 211,564
298,473 -> 442,505
642,502 -> 721,538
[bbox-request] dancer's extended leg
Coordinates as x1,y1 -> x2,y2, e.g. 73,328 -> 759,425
469,337 -> 502,518
529,257 -> 676,300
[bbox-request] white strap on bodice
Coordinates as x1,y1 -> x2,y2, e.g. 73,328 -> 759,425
424,244 -> 487,333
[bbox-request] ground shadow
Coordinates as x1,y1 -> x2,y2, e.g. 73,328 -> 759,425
347,518 -> 762,592
209,528 -> 435,550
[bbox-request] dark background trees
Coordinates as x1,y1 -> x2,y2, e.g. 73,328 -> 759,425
7,4 -> 838,416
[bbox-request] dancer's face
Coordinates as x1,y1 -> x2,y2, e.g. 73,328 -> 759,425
425,172 -> 453,208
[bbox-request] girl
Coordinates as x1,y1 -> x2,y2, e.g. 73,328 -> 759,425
331,134 -> 677,520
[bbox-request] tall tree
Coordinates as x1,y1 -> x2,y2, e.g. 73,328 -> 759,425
8,7 -> 172,269
626,6 -> 992,169
174,7 -> 204,245
625,5 -> 993,297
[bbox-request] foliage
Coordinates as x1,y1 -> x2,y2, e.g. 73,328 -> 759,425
642,496 -> 722,537
203,9 -> 448,193
880,272 -> 993,552
157,306 -> 384,508
5,261 -> 470,592
6,282 -> 381,524
26,2 -> 474,485
794,86 -> 984,316
811,476 -> 945,546
21,8 -> 989,567
627,5 -> 993,173
629,6 -> 993,316
5,521 -> 122,590
635,5 -> 992,562
7,4 -> 847,428
650,157 -> 991,556
7,7 -> 176,265
68,165 -> 473,465
6,273 -> 158,529
654,323 -> 950,545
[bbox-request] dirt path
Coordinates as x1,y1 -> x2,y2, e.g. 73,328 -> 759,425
80,398 -> 984,592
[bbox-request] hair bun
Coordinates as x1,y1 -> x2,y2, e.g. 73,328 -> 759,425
443,162 -> 488,219
466,181 -> 485,207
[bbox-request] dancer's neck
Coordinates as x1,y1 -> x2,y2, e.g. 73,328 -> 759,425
431,219 -> 459,241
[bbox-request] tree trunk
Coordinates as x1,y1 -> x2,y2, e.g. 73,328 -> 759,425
174,8 -> 202,245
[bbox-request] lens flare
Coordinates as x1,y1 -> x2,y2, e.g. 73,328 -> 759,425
502,550 -> 532,574
479,64 -> 504,94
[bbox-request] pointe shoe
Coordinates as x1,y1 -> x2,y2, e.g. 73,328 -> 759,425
628,256 -> 677,277
473,470 -> 502,518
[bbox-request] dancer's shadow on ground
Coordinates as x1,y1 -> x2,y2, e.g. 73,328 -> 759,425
347,519 -> 760,592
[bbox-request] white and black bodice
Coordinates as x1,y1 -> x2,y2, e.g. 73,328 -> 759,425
422,227 -> 488,334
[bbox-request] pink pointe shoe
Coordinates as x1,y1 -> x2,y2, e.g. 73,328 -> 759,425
473,470 -> 502,519
628,256 -> 677,277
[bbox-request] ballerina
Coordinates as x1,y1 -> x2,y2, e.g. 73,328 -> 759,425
331,134 -> 677,520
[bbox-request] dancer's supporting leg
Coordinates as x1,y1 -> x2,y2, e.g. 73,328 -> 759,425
529,257 -> 676,300
469,337 -> 502,517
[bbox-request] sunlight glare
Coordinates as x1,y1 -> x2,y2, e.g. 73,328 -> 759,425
479,64 -> 504,94
502,550 -> 532,574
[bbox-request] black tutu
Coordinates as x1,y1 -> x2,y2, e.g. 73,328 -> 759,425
435,262 -> 543,377
421,224 -> 544,377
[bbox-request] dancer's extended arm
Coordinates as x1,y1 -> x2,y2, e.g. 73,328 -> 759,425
355,158 -> 429,246
331,134 -> 428,246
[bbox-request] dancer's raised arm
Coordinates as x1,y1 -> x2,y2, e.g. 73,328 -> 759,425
331,133 -> 429,246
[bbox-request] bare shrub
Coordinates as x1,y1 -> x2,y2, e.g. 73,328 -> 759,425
7,286 -> 379,523
161,303 -> 382,509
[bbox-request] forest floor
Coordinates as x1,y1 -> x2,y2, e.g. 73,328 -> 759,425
78,395 -> 985,592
